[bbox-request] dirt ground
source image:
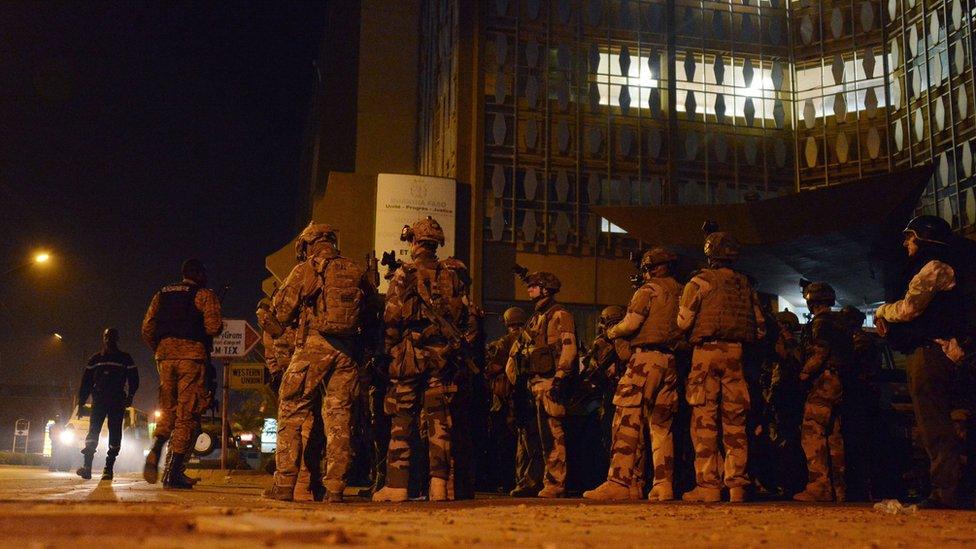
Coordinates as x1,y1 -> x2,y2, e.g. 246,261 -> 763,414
1,467 -> 974,548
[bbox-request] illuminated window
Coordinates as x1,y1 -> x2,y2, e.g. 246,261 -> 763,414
601,218 -> 627,234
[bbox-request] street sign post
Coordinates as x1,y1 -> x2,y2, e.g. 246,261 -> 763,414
211,319 -> 261,470
212,319 -> 260,359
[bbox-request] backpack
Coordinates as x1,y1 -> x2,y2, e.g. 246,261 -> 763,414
314,256 -> 366,336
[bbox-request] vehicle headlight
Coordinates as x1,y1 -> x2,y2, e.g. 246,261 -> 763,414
59,430 -> 75,444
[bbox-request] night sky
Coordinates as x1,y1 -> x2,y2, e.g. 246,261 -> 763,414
0,3 -> 326,411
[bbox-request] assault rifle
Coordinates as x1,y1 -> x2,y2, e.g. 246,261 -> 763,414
512,263 -> 530,285
414,291 -> 480,375
380,250 -> 402,281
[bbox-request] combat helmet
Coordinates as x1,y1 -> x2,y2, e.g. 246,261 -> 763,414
295,222 -> 337,260
802,281 -> 836,306
903,215 -> 952,246
525,271 -> 561,293
703,232 -> 740,261
503,307 -> 527,327
774,310 -> 800,333
839,305 -> 867,329
640,247 -> 678,270
401,216 -> 446,246
599,305 -> 625,329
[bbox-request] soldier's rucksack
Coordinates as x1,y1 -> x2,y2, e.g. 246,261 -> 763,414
313,256 -> 366,336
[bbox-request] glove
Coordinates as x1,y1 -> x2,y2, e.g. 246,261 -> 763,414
550,375 -> 570,404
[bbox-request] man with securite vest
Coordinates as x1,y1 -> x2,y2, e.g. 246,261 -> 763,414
76,327 -> 139,481
141,259 -> 223,489
676,232 -> 765,503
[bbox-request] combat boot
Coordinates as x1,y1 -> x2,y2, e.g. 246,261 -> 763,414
583,480 -> 630,500
293,483 -> 314,502
76,453 -> 94,480
429,477 -> 448,502
371,486 -> 408,502
630,481 -> 645,500
163,453 -> 193,490
326,491 -> 344,503
143,436 -> 166,484
792,485 -> 833,502
263,484 -> 295,501
729,487 -> 748,503
536,485 -> 565,499
509,484 -> 539,497
101,456 -> 116,480
647,482 -> 674,502
833,486 -> 846,503
681,486 -> 722,503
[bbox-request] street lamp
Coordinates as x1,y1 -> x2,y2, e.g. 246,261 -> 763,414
52,333 -> 63,341
2,250 -> 54,277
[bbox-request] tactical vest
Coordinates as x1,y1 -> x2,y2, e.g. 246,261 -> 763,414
630,276 -> 682,348
519,301 -> 566,376
401,258 -> 467,335
689,268 -> 757,344
899,262 -> 964,345
804,310 -> 854,371
155,282 -> 207,343
310,256 -> 366,337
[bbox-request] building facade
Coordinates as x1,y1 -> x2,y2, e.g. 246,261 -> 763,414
281,0 -> 975,337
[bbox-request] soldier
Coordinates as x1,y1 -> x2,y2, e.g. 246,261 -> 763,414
760,310 -> 806,496
586,306 -> 629,451
505,271 -> 578,498
793,282 -> 851,502
676,232 -> 765,503
584,247 -> 682,501
875,215 -> 967,508
141,259 -> 223,489
263,222 -> 374,503
838,305 -> 880,501
256,296 -> 325,502
484,307 -> 527,493
75,328 -> 138,481
372,216 -> 477,503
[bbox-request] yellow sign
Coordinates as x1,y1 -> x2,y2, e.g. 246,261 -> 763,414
229,362 -> 266,390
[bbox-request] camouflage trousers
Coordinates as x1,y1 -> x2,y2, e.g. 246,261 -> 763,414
529,376 -> 567,490
274,333 -> 358,493
512,383 -> 544,492
800,369 -> 845,494
687,342 -> 750,489
293,396 -> 325,501
383,342 -> 456,489
607,349 -> 677,490
154,359 -> 207,454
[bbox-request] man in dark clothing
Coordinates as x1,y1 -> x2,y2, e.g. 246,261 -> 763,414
875,215 -> 968,508
76,328 -> 139,480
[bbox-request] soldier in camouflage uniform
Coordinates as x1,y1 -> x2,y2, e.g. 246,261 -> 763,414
838,305 -> 880,501
505,272 -> 578,498
372,216 -> 477,503
760,310 -> 806,496
484,307 -> 527,493
264,223 -> 375,503
586,306 -> 629,455
257,295 -> 325,502
584,247 -> 682,501
676,233 -> 765,503
141,259 -> 223,489
793,282 -> 851,502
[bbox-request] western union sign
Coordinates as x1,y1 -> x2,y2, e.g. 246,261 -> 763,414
229,362 -> 266,390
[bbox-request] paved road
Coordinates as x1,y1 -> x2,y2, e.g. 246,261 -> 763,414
0,466 -> 974,548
